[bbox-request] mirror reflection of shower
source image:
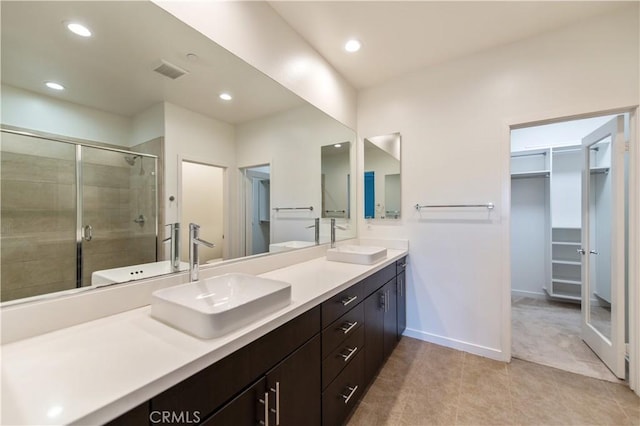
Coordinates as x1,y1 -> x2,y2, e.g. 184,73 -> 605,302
124,154 -> 145,175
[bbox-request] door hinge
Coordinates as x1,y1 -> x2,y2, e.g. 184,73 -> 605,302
625,141 -> 630,152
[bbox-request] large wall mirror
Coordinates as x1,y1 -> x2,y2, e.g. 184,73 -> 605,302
0,1 -> 356,304
363,133 -> 401,220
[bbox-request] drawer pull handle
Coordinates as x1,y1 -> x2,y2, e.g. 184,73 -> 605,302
269,381 -> 280,425
341,385 -> 359,404
340,295 -> 358,306
400,263 -> 407,267
339,321 -> 358,334
258,392 -> 269,426
340,346 -> 358,362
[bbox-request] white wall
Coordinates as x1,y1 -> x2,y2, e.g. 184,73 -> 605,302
151,1 -> 357,129
163,102 -> 237,256
131,103 -> 165,147
236,104 -> 356,244
1,84 -> 131,145
357,7 -> 639,360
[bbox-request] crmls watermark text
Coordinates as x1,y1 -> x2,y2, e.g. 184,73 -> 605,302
149,410 -> 201,424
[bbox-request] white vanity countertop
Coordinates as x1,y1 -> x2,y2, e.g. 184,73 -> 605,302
1,249 -> 407,425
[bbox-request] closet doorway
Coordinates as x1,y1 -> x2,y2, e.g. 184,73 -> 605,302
510,113 -> 630,382
241,165 -> 271,256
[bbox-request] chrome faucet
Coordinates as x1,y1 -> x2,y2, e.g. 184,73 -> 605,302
330,218 -> 347,248
163,223 -> 181,272
189,223 -> 215,282
306,218 -> 320,245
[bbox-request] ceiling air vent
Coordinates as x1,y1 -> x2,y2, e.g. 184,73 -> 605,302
153,60 -> 188,80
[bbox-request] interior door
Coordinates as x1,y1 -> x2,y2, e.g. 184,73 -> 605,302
580,115 -> 626,378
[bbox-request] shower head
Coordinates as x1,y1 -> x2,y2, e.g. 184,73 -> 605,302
124,155 -> 137,166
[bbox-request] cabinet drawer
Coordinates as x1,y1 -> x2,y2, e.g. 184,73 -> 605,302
322,325 -> 364,389
322,281 -> 363,328
321,350 -> 364,426
361,263 -> 396,297
396,257 -> 407,275
322,302 -> 364,358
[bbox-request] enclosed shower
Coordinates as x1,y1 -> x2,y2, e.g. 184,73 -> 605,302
0,129 -> 158,302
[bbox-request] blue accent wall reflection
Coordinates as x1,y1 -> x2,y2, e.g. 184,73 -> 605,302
364,171 -> 375,219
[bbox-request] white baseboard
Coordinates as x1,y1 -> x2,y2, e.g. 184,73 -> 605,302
511,289 -> 547,300
403,328 -> 508,362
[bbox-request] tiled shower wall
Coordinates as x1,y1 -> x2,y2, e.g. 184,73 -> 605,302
1,132 -> 162,302
1,133 -> 77,301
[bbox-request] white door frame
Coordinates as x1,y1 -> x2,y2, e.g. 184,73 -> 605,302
503,106 -> 639,395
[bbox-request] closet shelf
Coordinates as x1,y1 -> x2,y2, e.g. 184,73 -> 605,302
552,279 -> 582,285
510,170 -> 550,179
547,291 -> 581,301
552,260 -> 581,266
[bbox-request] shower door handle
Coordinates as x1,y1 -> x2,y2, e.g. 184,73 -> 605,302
83,225 -> 93,241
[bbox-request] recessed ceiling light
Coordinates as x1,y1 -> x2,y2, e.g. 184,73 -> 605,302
66,22 -> 92,37
334,143 -> 342,148
344,39 -> 361,53
45,81 -> 65,91
219,93 -> 232,101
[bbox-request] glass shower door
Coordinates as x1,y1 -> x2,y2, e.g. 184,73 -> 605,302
80,146 -> 157,286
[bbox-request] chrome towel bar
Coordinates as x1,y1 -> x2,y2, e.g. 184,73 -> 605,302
272,206 -> 314,212
415,202 -> 495,210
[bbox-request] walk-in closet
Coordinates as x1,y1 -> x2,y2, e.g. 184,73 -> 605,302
510,113 -> 629,383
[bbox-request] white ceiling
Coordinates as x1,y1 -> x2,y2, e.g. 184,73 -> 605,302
269,1 -> 631,89
1,1 -> 304,124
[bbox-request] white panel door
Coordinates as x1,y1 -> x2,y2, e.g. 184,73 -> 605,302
580,115 -> 626,378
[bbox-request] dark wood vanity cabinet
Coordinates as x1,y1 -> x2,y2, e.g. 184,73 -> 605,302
396,258 -> 407,339
363,278 -> 398,385
106,256 -> 408,426
204,335 -> 321,426
150,307 -> 320,425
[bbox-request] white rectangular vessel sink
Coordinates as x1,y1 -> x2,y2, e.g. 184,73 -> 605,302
151,273 -> 292,339
269,240 -> 316,253
326,245 -> 387,265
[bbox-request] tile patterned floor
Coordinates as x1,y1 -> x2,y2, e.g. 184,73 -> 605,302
347,337 -> 639,426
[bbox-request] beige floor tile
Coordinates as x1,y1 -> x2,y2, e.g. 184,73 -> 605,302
622,406 -> 639,425
399,392 -> 457,426
600,381 -> 640,409
347,337 -> 634,426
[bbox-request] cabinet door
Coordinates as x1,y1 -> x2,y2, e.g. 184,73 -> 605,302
396,269 -> 407,340
202,378 -> 267,426
364,290 -> 384,386
266,335 -> 321,426
105,402 -> 149,426
383,279 -> 398,359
